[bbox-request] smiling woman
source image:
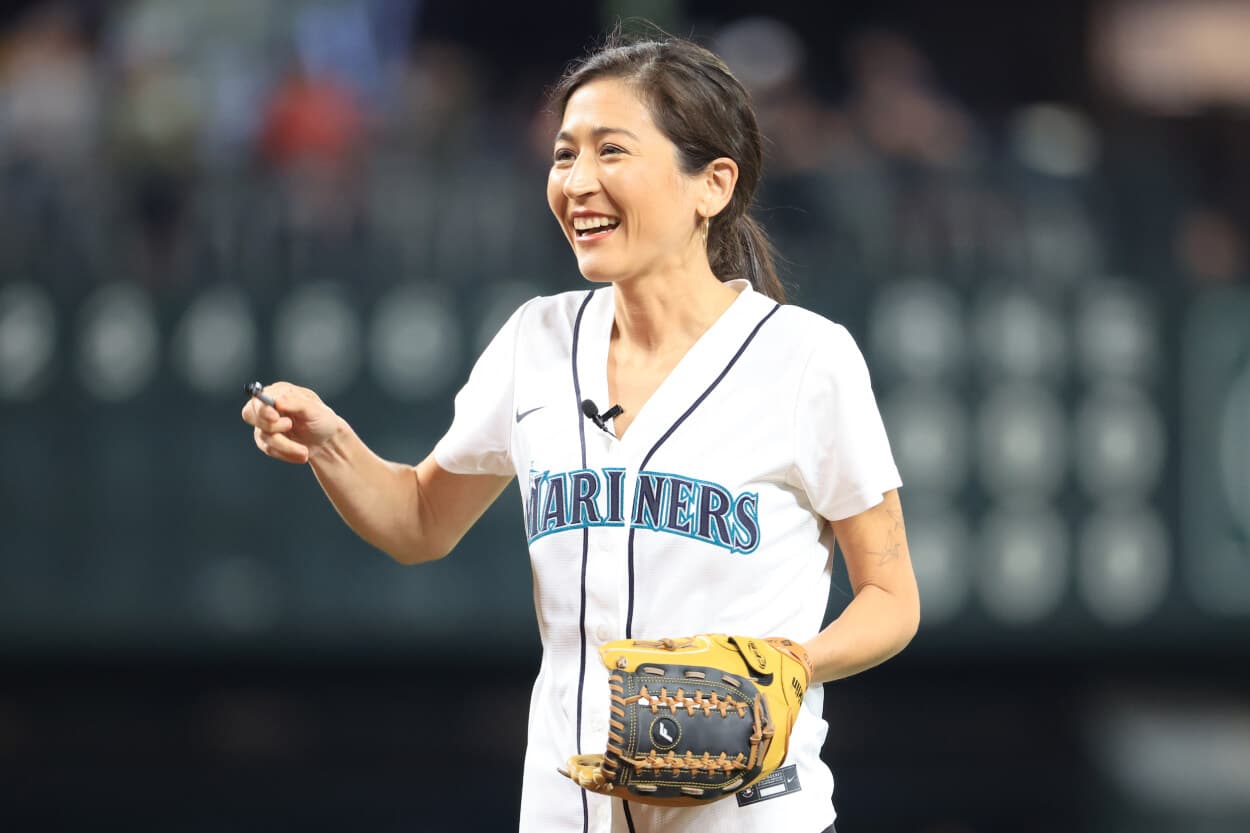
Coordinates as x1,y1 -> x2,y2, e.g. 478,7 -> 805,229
241,26 -> 917,833
548,82 -> 716,290
547,37 -> 784,304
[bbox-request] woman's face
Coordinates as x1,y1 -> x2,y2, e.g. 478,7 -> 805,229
547,78 -> 704,285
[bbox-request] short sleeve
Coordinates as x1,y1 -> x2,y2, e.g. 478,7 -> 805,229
793,323 -> 901,521
432,300 -> 533,477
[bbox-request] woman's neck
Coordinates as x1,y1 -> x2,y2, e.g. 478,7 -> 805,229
610,266 -> 740,355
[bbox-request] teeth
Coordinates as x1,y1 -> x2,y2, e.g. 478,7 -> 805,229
573,216 -> 620,232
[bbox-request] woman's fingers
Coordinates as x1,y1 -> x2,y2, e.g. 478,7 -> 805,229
259,405 -> 292,433
243,380 -> 336,462
242,382 -> 304,425
254,425 -> 310,464
241,400 -> 291,430
244,381 -> 306,464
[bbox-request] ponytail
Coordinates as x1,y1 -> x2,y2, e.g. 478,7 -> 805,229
709,214 -> 786,304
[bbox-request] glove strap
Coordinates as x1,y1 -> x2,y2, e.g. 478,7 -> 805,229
765,637 -> 815,686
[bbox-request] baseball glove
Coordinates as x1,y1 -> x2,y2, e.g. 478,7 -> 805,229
561,634 -> 814,807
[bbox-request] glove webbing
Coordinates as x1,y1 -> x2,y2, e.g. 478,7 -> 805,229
632,750 -> 749,774
630,684 -> 751,718
604,674 -> 776,783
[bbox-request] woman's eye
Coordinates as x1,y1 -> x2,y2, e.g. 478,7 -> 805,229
601,144 -> 624,156
553,149 -> 575,164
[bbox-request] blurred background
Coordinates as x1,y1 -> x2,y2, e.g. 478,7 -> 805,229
1,0 -> 1248,831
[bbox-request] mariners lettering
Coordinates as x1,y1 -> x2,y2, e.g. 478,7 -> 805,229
525,467 -> 760,554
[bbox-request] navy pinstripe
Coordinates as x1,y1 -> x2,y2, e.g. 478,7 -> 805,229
569,288 -> 599,833
624,302 -> 781,638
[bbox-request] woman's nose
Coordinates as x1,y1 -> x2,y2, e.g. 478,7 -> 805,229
563,155 -> 600,199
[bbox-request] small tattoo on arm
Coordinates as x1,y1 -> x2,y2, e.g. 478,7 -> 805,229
868,507 -> 907,567
870,543 -> 901,567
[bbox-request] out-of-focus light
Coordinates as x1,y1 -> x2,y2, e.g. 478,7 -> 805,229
1181,290 -> 1250,616
1075,282 -> 1156,379
905,503 -> 971,626
881,384 -> 969,495
202,50 -> 269,161
1022,192 -> 1104,279
172,285 -> 258,397
112,1 -> 187,68
475,281 -> 542,352
713,17 -> 804,92
976,506 -> 1068,625
1182,357 -> 1250,616
1077,506 -> 1169,625
1219,364 -> 1250,535
1187,533 -> 1250,617
273,282 -> 362,398
380,552 -> 481,634
1075,383 -> 1165,499
294,2 -> 383,108
1092,692 -> 1250,813
1176,208 -> 1246,284
973,289 -> 1066,379
192,555 -> 279,633
1009,104 -> 1100,178
0,282 -> 57,401
978,384 -> 1068,499
868,279 -> 965,380
369,283 -> 461,400
77,282 -> 160,402
1096,0 -> 1250,115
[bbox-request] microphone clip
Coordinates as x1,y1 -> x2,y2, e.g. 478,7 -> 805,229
581,399 -> 624,434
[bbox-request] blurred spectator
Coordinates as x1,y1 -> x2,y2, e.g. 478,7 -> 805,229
261,67 -> 364,171
391,40 -> 485,161
257,65 -> 369,283
838,29 -> 991,280
844,29 -> 974,170
105,0 -> 207,291
714,17 -> 857,177
1175,206 -> 1246,285
0,2 -> 97,170
0,3 -> 100,296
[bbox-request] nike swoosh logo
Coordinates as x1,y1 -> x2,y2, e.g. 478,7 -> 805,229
515,406 -> 544,423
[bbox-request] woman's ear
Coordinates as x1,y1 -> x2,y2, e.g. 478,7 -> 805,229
700,157 -> 739,218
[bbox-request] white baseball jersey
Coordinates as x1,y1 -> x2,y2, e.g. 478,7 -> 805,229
434,279 -> 901,833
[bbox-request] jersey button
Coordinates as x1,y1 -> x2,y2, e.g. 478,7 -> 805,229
595,625 -> 613,642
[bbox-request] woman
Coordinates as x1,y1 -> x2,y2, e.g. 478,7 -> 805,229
243,33 -> 919,833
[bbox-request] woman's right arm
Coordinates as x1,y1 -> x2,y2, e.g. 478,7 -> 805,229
242,381 -> 512,564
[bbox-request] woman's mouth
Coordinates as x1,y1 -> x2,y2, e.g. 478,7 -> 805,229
573,215 -> 620,242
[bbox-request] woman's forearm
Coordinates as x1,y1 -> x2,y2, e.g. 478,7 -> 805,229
803,581 -> 920,684
306,418 -> 435,564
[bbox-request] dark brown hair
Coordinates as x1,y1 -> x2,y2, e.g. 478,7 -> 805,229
549,31 -> 786,303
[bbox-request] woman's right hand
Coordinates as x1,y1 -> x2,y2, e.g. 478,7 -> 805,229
240,381 -> 344,465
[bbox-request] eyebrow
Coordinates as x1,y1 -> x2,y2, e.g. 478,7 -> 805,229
554,126 -> 641,144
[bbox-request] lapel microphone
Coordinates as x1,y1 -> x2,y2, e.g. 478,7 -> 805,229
581,399 -> 624,433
